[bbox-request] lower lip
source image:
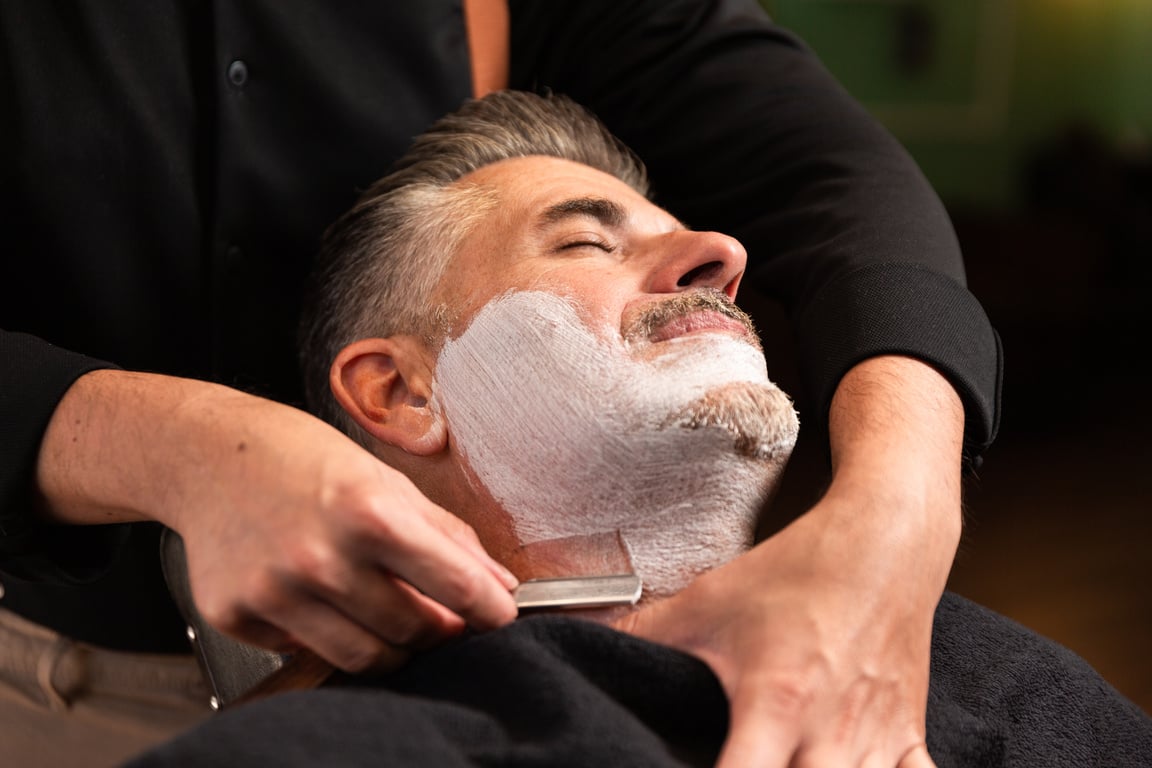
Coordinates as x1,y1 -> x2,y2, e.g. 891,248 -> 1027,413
650,312 -> 751,343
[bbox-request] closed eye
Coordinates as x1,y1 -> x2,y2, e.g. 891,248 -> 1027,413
557,238 -> 615,253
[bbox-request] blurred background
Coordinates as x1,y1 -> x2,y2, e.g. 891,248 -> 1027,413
758,0 -> 1152,714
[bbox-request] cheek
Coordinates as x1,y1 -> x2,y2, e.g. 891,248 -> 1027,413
518,271 -> 632,333
443,264 -> 524,321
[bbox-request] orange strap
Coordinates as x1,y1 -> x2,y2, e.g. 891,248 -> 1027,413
463,0 -> 510,97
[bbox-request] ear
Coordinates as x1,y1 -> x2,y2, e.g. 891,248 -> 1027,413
330,337 -> 447,456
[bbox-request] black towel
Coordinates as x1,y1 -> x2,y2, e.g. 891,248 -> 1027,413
125,592 -> 1152,767
927,593 -> 1152,767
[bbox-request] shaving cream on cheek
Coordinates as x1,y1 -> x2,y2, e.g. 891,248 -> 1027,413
432,291 -> 797,598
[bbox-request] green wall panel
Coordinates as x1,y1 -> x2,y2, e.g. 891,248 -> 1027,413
760,0 -> 1152,209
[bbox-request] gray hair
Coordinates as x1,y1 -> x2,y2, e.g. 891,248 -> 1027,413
299,90 -> 650,436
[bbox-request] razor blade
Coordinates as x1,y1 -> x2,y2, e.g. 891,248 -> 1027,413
513,574 -> 642,610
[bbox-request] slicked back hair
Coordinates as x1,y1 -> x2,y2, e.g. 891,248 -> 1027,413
299,90 -> 650,437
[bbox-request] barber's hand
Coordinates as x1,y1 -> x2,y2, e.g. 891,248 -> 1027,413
36,370 -> 519,672
614,495 -> 940,767
614,356 -> 963,766
172,403 -> 520,673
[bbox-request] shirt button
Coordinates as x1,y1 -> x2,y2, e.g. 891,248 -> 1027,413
227,59 -> 249,87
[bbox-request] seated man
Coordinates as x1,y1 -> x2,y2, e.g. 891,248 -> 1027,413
128,91 -> 1152,768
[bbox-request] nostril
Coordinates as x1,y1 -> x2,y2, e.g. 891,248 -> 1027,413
677,261 -> 723,287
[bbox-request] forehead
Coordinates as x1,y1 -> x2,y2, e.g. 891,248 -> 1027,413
458,155 -> 649,206
435,156 -> 673,308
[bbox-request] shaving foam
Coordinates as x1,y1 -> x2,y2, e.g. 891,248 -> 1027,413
432,291 -> 798,598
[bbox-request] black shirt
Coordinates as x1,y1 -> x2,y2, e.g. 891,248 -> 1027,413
0,0 -> 1001,651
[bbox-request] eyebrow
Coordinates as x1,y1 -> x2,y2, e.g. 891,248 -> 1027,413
536,196 -> 628,230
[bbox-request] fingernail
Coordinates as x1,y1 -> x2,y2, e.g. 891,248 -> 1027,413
492,560 -> 519,589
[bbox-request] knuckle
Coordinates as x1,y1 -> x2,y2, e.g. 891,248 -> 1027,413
224,563 -> 305,629
240,570 -> 289,618
346,490 -> 410,547
451,572 -> 485,609
194,593 -> 240,633
321,475 -> 389,527
385,607 -> 464,649
759,671 -> 820,717
279,540 -> 347,596
378,601 -> 444,647
439,513 -> 481,544
194,574 -> 267,633
441,568 -> 488,615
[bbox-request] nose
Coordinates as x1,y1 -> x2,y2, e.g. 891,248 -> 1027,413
643,230 -> 747,300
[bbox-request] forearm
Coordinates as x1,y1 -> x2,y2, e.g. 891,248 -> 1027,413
35,369 -> 256,528
34,368 -> 521,669
820,354 -> 965,592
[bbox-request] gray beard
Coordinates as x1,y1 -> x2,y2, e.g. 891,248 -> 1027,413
663,381 -> 799,461
433,290 -> 800,598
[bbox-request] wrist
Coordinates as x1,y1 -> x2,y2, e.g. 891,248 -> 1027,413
818,355 -> 966,586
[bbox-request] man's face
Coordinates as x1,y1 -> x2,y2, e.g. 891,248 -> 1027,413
433,156 -> 752,352
417,156 -> 798,596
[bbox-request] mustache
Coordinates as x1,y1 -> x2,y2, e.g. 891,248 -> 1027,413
622,289 -> 760,348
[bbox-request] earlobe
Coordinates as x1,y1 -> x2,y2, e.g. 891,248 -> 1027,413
330,338 -> 447,456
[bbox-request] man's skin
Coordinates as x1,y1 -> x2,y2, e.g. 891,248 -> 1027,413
330,155 -> 960,767
35,154 -> 962,766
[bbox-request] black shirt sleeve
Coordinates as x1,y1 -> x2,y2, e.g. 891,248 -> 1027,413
0,330 -> 127,581
508,0 -> 1002,467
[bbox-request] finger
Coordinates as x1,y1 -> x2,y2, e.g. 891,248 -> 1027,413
266,595 -> 410,674
433,513 -> 519,591
896,744 -> 936,768
714,690 -> 800,768
364,503 -> 519,631
322,571 -> 467,650
361,466 -> 518,590
226,614 -> 304,654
